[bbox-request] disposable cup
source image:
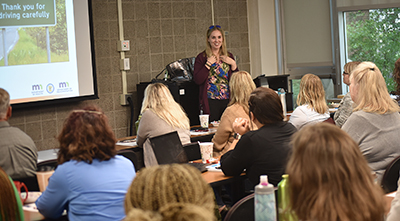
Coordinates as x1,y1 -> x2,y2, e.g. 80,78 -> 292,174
37,171 -> 54,192
199,114 -> 209,128
199,142 -> 213,163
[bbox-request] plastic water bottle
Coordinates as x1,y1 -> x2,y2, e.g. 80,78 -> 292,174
255,175 -> 277,221
278,88 -> 287,117
278,174 -> 297,221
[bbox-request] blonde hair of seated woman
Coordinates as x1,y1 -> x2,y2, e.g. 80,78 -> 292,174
212,71 -> 257,157
124,164 -> 216,221
297,73 -> 329,114
141,83 -> 190,130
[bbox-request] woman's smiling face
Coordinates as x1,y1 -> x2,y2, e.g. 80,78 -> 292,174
208,30 -> 223,51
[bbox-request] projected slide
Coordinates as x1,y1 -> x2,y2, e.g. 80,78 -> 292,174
0,0 -> 95,105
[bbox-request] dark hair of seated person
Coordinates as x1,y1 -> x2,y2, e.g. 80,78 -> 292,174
57,105 -> 117,164
0,166 -> 22,221
248,87 -> 284,124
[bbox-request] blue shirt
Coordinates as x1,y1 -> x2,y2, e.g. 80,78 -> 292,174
36,156 -> 136,221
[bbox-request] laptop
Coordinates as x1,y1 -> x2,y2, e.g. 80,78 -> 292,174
149,131 -> 208,173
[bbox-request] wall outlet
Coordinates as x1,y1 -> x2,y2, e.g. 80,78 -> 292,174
120,93 -> 132,106
120,58 -> 130,70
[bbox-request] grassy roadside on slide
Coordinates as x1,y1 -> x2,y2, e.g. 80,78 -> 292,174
0,29 -> 68,66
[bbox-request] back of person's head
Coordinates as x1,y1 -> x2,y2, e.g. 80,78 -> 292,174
297,73 -> 328,114
205,25 -> 227,57
393,57 -> 400,94
124,164 -> 215,221
350,61 -> 400,114
0,167 -> 22,221
0,88 -> 10,119
57,105 -> 117,164
344,61 -> 361,76
141,83 -> 189,130
248,87 -> 284,124
228,71 -> 256,113
286,123 -> 385,221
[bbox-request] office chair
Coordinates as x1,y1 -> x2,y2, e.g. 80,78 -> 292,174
117,149 -> 142,172
223,193 -> 255,221
381,155 -> 400,193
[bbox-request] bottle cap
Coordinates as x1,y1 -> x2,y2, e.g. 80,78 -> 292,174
260,175 -> 269,185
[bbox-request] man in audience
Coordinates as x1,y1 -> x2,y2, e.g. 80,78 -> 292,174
0,88 -> 37,179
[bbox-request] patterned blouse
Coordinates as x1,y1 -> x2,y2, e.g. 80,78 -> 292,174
207,60 -> 230,100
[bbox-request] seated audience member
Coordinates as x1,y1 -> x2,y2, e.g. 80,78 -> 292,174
0,88 -> 37,180
124,164 -> 216,221
286,123 -> 385,221
137,83 -> 191,167
334,61 -> 361,127
36,105 -> 136,221
289,74 -> 329,129
220,87 -> 297,187
390,57 -> 400,106
342,61 -> 400,182
387,177 -> 400,221
0,166 -> 24,221
212,71 -> 257,157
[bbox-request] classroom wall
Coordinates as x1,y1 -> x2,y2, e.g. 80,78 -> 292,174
8,0 -> 250,151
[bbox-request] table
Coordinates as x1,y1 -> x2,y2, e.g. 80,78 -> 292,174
23,169 -> 244,221
116,125 -> 218,151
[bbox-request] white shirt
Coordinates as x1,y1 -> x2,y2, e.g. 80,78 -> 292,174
289,105 -> 330,129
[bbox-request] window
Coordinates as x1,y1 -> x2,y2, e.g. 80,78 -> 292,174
343,8 -> 400,93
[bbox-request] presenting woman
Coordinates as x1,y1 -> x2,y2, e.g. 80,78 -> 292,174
220,87 -> 297,187
193,25 -> 238,122
36,106 -> 136,221
342,61 -> 400,182
137,83 -> 191,167
212,71 -> 257,157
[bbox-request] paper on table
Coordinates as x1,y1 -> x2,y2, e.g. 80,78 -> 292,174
116,139 -> 137,147
206,162 -> 222,172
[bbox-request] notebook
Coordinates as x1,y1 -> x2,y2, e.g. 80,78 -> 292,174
149,131 -> 208,173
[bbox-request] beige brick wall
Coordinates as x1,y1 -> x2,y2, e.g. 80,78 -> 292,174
8,0 -> 250,151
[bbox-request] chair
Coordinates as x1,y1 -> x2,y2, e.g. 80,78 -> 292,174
223,193 -> 255,221
183,142 -> 202,161
381,155 -> 400,193
117,149 -> 143,172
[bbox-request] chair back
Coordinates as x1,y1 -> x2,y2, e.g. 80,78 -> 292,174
381,155 -> 400,193
117,149 -> 142,172
183,142 -> 202,161
224,193 -> 255,221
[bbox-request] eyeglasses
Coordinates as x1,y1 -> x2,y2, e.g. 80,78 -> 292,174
209,25 -> 221,29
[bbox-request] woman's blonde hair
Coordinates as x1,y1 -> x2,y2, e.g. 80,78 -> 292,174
350,61 -> 400,114
124,164 -> 216,221
343,61 -> 361,76
228,71 -> 256,113
297,73 -> 328,114
140,83 -> 190,130
286,123 -> 385,221
205,26 -> 227,58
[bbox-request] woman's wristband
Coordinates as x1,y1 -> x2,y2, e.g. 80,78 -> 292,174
205,62 -> 211,68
